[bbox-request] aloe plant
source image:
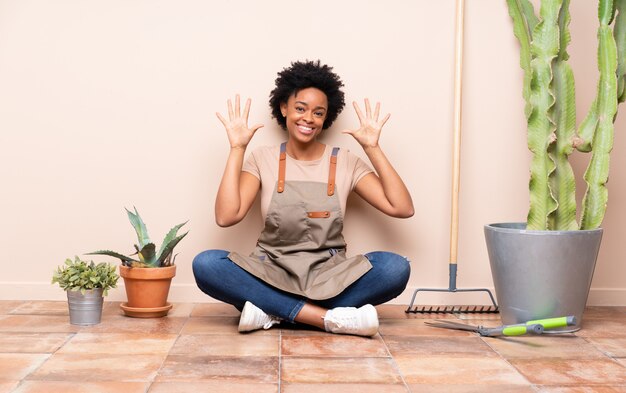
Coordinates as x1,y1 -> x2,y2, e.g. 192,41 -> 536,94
88,207 -> 188,268
507,0 -> 626,230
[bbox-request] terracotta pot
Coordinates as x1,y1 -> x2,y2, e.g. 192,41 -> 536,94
119,265 -> 176,317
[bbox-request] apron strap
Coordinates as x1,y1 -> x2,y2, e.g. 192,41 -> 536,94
277,142 -> 287,193
328,147 -> 340,196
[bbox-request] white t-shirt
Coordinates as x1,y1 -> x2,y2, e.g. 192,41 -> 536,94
243,144 -> 373,220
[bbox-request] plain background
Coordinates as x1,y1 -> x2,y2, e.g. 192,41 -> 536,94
1,0 -> 624,305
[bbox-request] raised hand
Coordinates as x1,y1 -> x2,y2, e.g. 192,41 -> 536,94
342,99 -> 390,149
216,94 -> 264,149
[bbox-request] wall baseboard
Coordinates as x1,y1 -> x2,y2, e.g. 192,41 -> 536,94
2,283 -> 625,306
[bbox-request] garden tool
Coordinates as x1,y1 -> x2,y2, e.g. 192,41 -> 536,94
424,316 -> 576,337
406,0 -> 498,314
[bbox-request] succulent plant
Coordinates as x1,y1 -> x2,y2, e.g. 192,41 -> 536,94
507,0 -> 625,230
52,256 -> 119,295
87,207 -> 188,268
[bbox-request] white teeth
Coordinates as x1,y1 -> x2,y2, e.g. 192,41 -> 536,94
297,125 -> 314,134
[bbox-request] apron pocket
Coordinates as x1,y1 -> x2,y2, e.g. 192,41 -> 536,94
276,202 -> 311,244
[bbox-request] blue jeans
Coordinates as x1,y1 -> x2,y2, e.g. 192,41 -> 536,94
192,250 -> 410,322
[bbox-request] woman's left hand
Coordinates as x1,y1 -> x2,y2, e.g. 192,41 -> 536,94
342,99 -> 390,149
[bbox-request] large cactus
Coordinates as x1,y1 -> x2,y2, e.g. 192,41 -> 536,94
507,0 -> 626,230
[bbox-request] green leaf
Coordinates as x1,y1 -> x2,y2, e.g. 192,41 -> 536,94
156,221 -> 188,264
139,243 -> 158,267
156,231 -> 188,266
126,207 -> 151,248
86,250 -> 138,266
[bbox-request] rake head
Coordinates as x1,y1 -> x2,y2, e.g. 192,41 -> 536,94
406,304 -> 499,314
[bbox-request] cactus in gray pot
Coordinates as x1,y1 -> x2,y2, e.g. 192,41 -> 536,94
507,0 -> 626,230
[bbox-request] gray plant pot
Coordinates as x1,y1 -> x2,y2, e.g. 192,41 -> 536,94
484,223 -> 602,332
67,288 -> 104,326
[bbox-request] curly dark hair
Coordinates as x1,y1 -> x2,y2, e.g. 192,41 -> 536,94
269,60 -> 345,130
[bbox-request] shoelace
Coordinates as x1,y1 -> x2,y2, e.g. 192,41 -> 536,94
330,314 -> 357,330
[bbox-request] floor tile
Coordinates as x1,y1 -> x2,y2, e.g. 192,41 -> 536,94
281,335 -> 389,357
535,386 -> 626,392
156,355 -> 278,383
279,326 -> 331,336
586,338 -> 626,358
281,357 -> 402,384
379,318 -> 474,337
485,335 -> 606,359
509,358 -> 626,385
170,334 -> 278,357
27,353 -> 166,382
190,303 -> 241,317
0,381 -> 19,393
0,315 -> 80,333
384,336 -> 498,357
281,383 -> 408,392
582,307 -> 626,320
0,301 -> 23,314
9,301 -> 69,316
182,316 -> 277,335
13,381 -> 149,393
394,355 -> 529,385
160,303 -> 194,318
0,333 -> 71,353
575,320 -> 626,338
407,384 -> 536,393
0,354 -> 50,379
149,381 -> 278,393
58,333 -> 177,355
82,315 -> 186,334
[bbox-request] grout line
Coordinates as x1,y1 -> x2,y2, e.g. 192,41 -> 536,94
379,332 -> 412,392
278,329 -> 282,392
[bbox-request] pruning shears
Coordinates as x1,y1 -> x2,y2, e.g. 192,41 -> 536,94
424,316 -> 576,337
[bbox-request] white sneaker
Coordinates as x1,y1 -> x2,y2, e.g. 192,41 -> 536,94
238,301 -> 282,332
323,304 -> 379,337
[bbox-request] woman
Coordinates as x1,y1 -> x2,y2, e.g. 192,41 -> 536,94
193,60 -> 413,337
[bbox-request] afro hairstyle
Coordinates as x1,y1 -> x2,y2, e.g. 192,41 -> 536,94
269,60 -> 345,130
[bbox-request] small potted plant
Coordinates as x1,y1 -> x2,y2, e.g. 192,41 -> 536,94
52,256 -> 119,326
88,207 -> 188,318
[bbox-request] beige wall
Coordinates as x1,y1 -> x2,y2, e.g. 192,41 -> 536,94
1,0 -> 624,305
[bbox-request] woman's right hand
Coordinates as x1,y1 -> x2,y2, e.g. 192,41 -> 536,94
216,94 -> 264,149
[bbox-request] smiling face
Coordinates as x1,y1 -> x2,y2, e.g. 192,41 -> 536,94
280,87 -> 328,144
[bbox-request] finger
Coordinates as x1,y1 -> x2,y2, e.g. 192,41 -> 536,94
243,98 -> 251,123
365,98 -> 371,119
216,112 -> 228,127
341,128 -> 355,135
250,124 -> 264,133
235,94 -> 241,117
352,101 -> 365,123
227,99 -> 234,121
374,102 -> 380,121
380,113 -> 391,128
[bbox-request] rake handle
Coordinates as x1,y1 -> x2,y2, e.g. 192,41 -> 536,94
450,0 -> 465,266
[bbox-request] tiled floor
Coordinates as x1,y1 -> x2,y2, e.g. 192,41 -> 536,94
0,301 -> 625,392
